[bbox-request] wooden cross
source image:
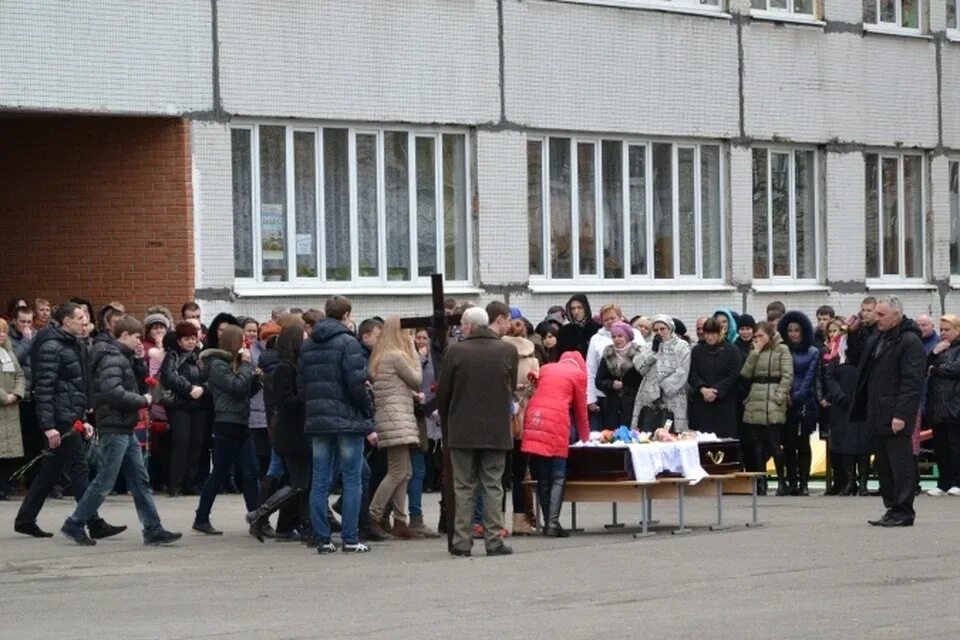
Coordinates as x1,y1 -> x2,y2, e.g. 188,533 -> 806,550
399,273 -> 461,552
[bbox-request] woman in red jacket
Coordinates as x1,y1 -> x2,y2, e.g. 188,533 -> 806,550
521,351 -> 590,537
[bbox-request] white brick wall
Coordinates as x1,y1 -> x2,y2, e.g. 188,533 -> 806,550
743,28 -> 938,147
502,0 -> 740,138
476,130 -> 529,286
823,0 -> 863,22
823,152 -> 866,283
942,47 -> 960,148
217,0 -> 500,124
728,146 -> 754,285
930,155 -> 952,281
0,0 -> 212,114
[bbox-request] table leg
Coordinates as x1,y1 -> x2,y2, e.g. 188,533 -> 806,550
569,502 -> 584,532
709,480 -> 729,531
604,502 -> 625,529
633,486 -> 654,539
746,475 -> 764,528
672,483 -> 691,535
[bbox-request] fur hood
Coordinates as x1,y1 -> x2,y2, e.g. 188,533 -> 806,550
601,342 -> 642,377
778,310 -> 815,352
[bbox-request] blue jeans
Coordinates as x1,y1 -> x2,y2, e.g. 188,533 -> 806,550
266,449 -> 285,479
67,433 -> 161,535
195,435 -> 259,524
311,434 -> 363,544
407,449 -> 426,518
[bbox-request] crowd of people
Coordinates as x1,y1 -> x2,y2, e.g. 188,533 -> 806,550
0,289 -> 950,554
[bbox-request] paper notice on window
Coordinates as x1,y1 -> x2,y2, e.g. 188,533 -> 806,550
261,204 -> 285,257
296,233 -> 313,256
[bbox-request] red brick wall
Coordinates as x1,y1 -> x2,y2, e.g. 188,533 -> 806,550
0,116 -> 195,317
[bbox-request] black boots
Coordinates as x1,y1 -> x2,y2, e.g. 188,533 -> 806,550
841,455 -> 858,496
797,448 -> 812,496
857,456 -> 871,496
542,478 -> 569,538
246,485 -> 298,543
774,456 -> 787,496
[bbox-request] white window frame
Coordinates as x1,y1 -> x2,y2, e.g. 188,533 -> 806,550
552,0 -> 727,19
751,147 -> 821,284
864,151 -> 927,284
948,0 -> 960,38
528,135 -> 726,288
230,121 -> 474,295
863,0 -> 923,34
750,0 -> 822,25
950,159 -> 960,280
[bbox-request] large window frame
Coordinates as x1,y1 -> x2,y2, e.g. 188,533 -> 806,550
528,135 -> 726,286
948,0 -> 960,34
950,160 -> 960,277
864,151 -> 927,283
751,147 -> 821,283
230,122 -> 473,293
863,0 -> 923,33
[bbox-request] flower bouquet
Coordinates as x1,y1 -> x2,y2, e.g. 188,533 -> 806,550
8,420 -> 88,482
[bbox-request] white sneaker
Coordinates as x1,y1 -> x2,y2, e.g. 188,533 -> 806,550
927,487 -> 946,496
947,487 -> 960,496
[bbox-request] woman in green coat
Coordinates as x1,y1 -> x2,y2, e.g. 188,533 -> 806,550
741,321 -> 794,495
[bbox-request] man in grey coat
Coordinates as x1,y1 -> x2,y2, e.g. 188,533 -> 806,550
437,306 -> 519,557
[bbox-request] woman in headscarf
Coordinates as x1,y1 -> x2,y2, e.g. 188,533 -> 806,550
595,321 -> 643,430
631,315 -> 691,432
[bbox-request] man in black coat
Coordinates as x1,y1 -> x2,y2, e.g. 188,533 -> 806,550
850,296 -> 924,527
61,316 -> 180,546
14,302 -> 126,539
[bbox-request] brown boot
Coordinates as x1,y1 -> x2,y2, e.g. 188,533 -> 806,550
366,511 -> 392,540
409,514 -> 441,539
390,519 -> 424,540
512,513 -> 535,536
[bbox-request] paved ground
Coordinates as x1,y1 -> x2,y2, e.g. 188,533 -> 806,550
0,487 -> 958,640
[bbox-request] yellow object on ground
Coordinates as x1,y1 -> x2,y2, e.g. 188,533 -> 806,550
765,435 -> 828,477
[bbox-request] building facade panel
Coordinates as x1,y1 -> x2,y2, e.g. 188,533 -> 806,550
823,151 -> 867,284
941,45 -> 960,149
217,0 -> 501,123
0,0 -> 213,114
476,130 -> 530,286
502,0 -> 740,137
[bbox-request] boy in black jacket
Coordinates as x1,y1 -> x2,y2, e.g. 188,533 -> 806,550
61,316 -> 181,546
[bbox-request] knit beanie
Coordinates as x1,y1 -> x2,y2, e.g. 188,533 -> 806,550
738,313 -> 757,330
653,314 -> 675,332
609,321 -> 634,341
143,313 -> 171,330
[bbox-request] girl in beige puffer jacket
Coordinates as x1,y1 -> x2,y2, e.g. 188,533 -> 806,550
368,317 -> 423,539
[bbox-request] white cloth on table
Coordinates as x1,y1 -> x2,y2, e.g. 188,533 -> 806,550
627,440 -> 708,484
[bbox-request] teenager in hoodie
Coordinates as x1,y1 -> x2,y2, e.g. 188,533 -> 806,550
556,294 -> 600,359
521,351 -> 590,538
712,309 -> 739,345
778,310 -> 820,496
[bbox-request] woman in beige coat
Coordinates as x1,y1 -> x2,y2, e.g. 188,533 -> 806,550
503,316 -> 540,535
0,318 -> 25,500
368,316 -> 424,540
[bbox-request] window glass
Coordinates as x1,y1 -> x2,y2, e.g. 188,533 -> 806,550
294,131 -> 317,278
795,150 -> 817,280
652,143 -> 674,279
324,129 -> 350,281
527,141 -> 544,276
578,142 -> 597,275
700,145 -> 722,279
550,138 -> 573,279
752,150 -> 769,279
384,131 -> 410,281
356,133 -> 379,278
950,162 -> 959,274
770,152 -> 790,277
865,154 -> 880,279
443,134 -> 469,282
231,129 -> 253,279
602,141 -> 624,279
677,147 -> 696,276
881,157 -> 899,276
628,145 -> 647,276
416,137 -> 438,278
903,155 -> 922,278
260,126 -> 287,282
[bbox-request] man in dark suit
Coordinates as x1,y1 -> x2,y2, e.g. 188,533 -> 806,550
850,296 -> 924,527
437,306 -> 518,557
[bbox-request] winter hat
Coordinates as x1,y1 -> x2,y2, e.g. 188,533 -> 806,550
672,318 -> 687,338
143,313 -> 171,330
653,314 -> 675,332
609,321 -> 634,341
738,314 -> 757,330
259,320 -> 282,341
510,306 -> 523,320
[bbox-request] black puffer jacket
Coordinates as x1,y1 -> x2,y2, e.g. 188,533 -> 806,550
160,345 -> 207,410
91,334 -> 149,433
299,318 -> 373,436
202,349 -> 260,435
32,326 -> 89,432
926,340 -> 960,424
850,318 -> 925,437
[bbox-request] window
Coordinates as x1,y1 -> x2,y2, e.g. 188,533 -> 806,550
950,161 -> 959,275
751,0 -> 814,13
231,124 -> 471,285
949,0 -> 959,31
863,0 -> 921,30
752,148 -> 819,281
864,152 -> 925,280
528,137 -> 724,282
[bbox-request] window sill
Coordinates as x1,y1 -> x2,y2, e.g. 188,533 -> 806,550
553,0 -> 730,20
751,282 -> 829,293
865,281 -> 936,291
233,282 -> 484,297
948,29 -> 960,43
528,280 -> 735,294
749,10 -> 824,27
862,24 -> 931,40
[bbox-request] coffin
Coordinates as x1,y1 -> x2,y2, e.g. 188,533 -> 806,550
565,439 -> 742,481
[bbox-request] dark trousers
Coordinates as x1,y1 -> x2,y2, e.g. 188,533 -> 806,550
15,431 -> 100,526
277,451 -> 312,534
168,408 -> 207,494
744,423 -> 783,477
17,402 -> 44,489
782,409 -> 813,487
194,433 -> 259,525
875,434 -> 916,522
530,454 -> 567,529
933,421 -> 960,491
511,439 -> 529,514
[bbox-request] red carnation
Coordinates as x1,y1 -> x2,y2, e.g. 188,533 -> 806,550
429,382 -> 438,394
527,370 -> 539,384
72,420 -> 85,434
145,376 -> 159,388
